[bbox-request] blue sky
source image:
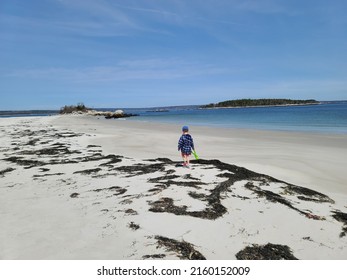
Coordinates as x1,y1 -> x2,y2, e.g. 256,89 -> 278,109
1,0 -> 347,110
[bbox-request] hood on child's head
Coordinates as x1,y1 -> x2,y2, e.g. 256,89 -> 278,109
182,125 -> 189,132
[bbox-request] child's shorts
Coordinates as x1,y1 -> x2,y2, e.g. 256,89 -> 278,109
181,152 -> 191,156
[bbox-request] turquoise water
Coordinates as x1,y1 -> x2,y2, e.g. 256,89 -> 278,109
129,102 -> 347,134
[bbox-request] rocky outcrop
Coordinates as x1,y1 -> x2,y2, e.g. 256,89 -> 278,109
67,109 -> 138,119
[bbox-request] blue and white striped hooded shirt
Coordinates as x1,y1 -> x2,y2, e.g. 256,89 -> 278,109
178,134 -> 194,155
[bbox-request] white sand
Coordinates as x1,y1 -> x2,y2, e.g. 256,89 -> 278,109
1,115 -> 347,260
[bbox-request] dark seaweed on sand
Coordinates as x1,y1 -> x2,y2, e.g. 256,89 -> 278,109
73,167 -> 102,175
128,222 -> 140,230
113,157 -> 335,221
244,181 -> 329,219
142,254 -> 166,259
114,162 -> 166,177
282,185 -> 334,203
236,243 -> 298,260
0,167 -> 15,176
20,147 -> 82,156
93,186 -> 127,196
33,173 -> 65,178
155,236 -> 206,260
70,193 -> 79,198
4,156 -> 46,169
332,211 -> 347,238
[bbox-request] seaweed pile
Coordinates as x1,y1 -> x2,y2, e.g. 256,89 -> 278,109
153,236 -> 206,260
236,243 -> 298,260
332,211 -> 347,238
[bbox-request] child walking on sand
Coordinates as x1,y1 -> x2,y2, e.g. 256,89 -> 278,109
178,125 -> 195,168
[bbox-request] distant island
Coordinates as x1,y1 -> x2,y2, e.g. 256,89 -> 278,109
200,99 -> 320,109
59,103 -> 138,119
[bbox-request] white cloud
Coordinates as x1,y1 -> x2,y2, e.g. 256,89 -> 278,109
0,0 -> 169,39
5,58 -> 228,82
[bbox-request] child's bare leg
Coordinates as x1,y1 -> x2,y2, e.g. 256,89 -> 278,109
184,155 -> 188,165
181,154 -> 186,165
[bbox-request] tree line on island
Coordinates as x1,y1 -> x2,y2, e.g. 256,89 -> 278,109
59,102 -> 88,114
201,98 -> 320,108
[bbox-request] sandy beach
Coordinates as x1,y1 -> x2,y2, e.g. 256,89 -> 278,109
1,115 -> 347,260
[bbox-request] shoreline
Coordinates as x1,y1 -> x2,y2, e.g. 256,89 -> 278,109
2,101 -> 346,135
1,115 -> 347,260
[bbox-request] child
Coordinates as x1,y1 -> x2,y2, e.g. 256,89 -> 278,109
178,125 -> 195,168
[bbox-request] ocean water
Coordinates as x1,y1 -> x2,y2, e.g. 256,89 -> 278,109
0,110 -> 59,118
129,101 -> 347,134
1,102 -> 346,134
